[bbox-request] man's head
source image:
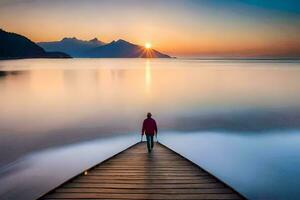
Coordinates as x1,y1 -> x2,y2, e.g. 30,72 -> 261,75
147,112 -> 152,118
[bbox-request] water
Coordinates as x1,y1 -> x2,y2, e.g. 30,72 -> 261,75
0,58 -> 300,200
160,131 -> 300,200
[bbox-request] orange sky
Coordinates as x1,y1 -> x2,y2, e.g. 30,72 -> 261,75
0,0 -> 300,57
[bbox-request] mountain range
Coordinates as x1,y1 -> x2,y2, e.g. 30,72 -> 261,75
0,28 -> 171,59
0,29 -> 70,59
38,38 -> 170,58
38,37 -> 106,57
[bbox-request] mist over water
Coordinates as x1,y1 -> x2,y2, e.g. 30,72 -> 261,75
0,59 -> 300,199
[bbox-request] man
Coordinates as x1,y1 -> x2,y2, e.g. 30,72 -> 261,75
141,112 -> 158,153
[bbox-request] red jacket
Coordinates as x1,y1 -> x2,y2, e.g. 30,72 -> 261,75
142,118 -> 157,136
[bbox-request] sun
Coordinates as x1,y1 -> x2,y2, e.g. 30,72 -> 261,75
145,42 -> 152,49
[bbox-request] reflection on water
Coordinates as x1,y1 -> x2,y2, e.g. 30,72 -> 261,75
145,60 -> 152,94
0,134 -> 137,200
160,131 -> 300,200
0,59 -> 300,199
0,70 -> 23,77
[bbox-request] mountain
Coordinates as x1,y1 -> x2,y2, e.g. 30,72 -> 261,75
0,29 -> 71,59
82,39 -> 170,58
38,37 -> 106,57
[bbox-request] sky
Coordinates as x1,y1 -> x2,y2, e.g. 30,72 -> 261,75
0,0 -> 300,57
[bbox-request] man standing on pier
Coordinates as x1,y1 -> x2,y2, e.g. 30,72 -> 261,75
141,112 -> 158,153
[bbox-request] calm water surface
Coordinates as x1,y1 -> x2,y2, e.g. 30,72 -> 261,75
0,59 -> 300,200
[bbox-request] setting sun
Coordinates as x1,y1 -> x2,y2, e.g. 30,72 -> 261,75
145,42 -> 152,49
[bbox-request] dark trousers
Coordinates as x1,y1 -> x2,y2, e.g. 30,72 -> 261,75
146,135 -> 154,152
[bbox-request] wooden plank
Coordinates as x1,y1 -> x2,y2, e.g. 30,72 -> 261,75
39,142 -> 245,200
87,170 -> 207,176
80,175 -> 211,179
76,174 -> 213,178
71,179 -> 218,184
55,187 -> 235,194
93,167 -> 201,171
63,183 -> 227,189
45,193 -> 242,199
95,166 -> 199,169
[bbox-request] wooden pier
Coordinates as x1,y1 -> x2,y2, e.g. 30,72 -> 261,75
39,142 -> 245,200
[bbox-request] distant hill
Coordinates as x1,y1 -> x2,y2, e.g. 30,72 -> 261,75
0,29 -> 71,59
39,37 -> 170,58
82,39 -> 171,58
38,37 -> 106,57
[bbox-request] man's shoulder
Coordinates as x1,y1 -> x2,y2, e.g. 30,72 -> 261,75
144,118 -> 155,122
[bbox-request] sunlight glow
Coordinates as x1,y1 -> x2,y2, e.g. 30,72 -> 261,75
145,42 -> 152,49
144,59 -> 152,94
